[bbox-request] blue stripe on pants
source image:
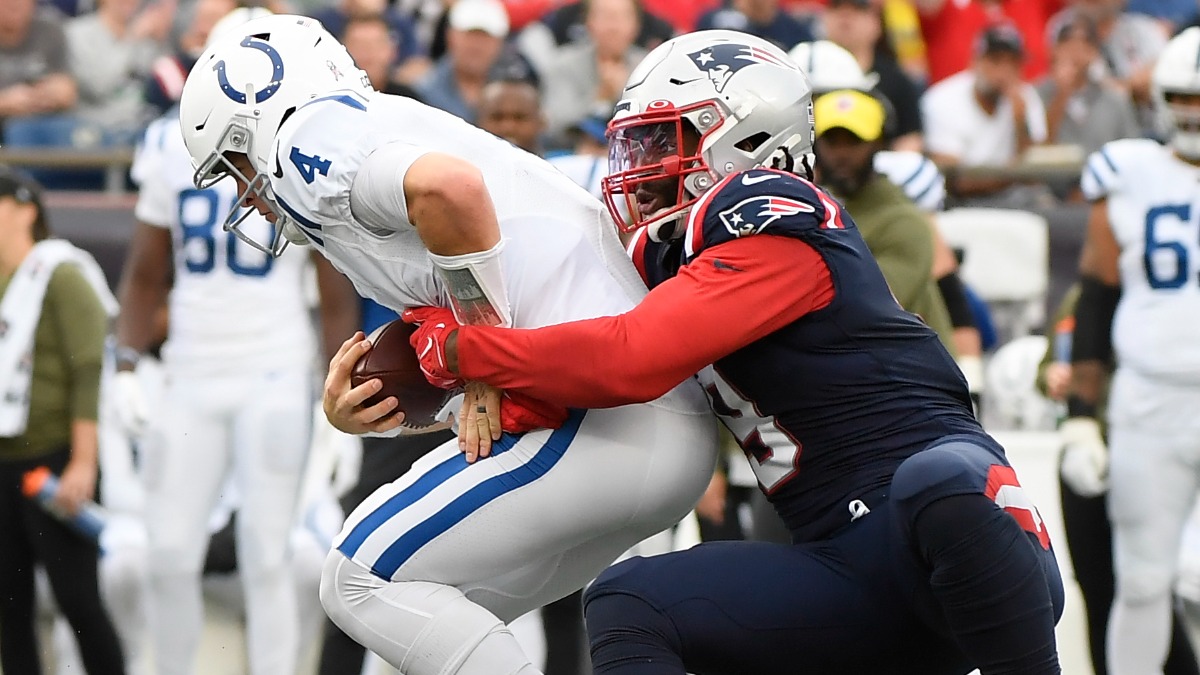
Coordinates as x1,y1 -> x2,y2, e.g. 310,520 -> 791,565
336,408 -> 583,576
337,429 -> 525,558
371,410 -> 586,579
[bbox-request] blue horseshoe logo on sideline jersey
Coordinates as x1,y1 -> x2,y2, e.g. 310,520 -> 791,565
213,35 -> 285,104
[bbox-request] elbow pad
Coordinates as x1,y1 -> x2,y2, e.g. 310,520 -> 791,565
429,239 -> 513,327
1071,277 -> 1120,365
937,272 -> 976,329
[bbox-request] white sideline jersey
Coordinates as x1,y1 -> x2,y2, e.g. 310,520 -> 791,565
874,150 -> 945,214
268,90 -> 705,415
133,112 -> 317,376
1081,138 -> 1200,382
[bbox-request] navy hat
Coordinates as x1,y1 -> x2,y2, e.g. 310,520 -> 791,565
572,116 -> 609,145
977,23 -> 1025,59
0,165 -> 47,238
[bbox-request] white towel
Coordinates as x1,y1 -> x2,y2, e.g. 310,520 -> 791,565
0,240 -> 117,438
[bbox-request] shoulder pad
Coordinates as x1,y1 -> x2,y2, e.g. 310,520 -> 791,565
270,93 -> 370,230
1080,138 -> 1164,202
683,169 -> 843,260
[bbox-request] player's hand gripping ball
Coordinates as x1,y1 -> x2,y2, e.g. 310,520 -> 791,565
350,320 -> 460,428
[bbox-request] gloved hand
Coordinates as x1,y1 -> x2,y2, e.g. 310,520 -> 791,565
501,391 -> 568,433
402,306 -> 462,389
111,370 -> 149,438
1059,417 -> 1109,497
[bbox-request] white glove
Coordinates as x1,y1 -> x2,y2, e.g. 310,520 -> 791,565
111,370 -> 149,438
1059,417 -> 1109,497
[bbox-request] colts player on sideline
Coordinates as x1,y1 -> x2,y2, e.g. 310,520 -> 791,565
178,13 -> 717,675
1066,26 -> 1200,675
407,30 -> 1066,675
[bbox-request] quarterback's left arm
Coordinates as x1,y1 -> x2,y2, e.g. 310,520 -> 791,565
448,234 -> 835,408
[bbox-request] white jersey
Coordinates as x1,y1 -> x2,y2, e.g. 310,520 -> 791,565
1081,138 -> 1200,382
268,90 -> 706,414
133,112 -> 316,376
874,150 -> 945,214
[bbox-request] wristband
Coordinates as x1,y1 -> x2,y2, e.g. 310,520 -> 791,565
1066,395 -> 1097,419
114,345 -> 141,370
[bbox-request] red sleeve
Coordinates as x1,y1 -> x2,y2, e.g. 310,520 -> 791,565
457,235 -> 834,408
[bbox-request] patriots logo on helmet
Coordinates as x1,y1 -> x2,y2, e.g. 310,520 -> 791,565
718,195 -> 815,237
688,44 -> 796,93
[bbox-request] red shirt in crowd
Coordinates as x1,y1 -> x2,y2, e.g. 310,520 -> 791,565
919,0 -> 1064,84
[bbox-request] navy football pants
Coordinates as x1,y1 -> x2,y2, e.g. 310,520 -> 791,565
584,438 -> 1065,675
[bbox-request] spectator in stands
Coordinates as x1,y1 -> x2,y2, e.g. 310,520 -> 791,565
815,89 -> 956,353
65,0 -> 168,147
821,0 -> 924,151
416,0 -> 510,123
1047,0 -> 1167,133
343,13 -> 424,99
312,0 -> 429,85
143,0 -> 236,117
477,75 -> 545,154
542,0 -> 645,146
0,166 -> 126,675
921,23 -> 1049,205
0,0 -> 77,144
696,0 -> 813,50
916,0 -> 1064,85
1036,13 -> 1139,199
540,0 -> 674,50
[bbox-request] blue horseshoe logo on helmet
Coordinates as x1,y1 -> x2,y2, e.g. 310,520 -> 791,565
213,35 -> 285,104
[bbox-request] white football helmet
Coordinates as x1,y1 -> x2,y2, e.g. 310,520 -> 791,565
179,14 -> 370,255
786,40 -> 879,95
603,30 -> 816,241
1153,27 -> 1200,160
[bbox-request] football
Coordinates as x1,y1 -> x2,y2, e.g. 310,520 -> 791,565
350,319 -> 456,428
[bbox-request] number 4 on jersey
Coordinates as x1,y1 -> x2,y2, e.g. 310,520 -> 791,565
289,147 -> 331,184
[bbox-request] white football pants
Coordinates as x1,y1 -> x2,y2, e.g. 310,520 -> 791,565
321,403 -> 717,675
144,368 -> 311,675
1106,368 -> 1200,675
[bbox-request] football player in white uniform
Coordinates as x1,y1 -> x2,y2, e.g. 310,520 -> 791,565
113,86 -> 357,675
177,15 -> 716,675
1067,26 -> 1200,675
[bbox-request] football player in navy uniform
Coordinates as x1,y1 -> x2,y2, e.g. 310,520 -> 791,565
403,30 -> 1065,674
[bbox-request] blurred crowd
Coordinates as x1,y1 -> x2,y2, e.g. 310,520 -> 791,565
3,1 -> 1199,673
0,0 -> 1191,202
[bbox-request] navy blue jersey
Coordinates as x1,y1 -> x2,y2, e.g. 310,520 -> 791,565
635,169 -> 982,541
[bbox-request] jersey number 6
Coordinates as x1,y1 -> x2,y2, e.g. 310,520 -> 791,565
1144,203 -> 1199,290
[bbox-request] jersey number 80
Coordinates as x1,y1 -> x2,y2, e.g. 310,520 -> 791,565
178,188 -> 274,277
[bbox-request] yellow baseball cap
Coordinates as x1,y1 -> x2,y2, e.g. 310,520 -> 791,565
814,90 -> 886,142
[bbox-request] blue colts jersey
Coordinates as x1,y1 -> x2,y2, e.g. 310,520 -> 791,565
635,169 -> 981,541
